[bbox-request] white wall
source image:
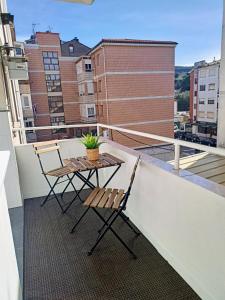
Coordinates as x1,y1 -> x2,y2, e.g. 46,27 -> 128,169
101,142 -> 225,300
0,112 -> 23,208
0,151 -> 22,300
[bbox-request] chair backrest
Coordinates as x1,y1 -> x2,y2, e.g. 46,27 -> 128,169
123,156 -> 140,208
33,140 -> 62,173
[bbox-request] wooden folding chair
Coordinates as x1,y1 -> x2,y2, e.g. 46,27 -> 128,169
33,140 -> 82,212
71,156 -> 141,258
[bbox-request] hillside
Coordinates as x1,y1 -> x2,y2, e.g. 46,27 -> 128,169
175,66 -> 193,112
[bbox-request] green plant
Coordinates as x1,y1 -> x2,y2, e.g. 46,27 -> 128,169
81,133 -> 103,149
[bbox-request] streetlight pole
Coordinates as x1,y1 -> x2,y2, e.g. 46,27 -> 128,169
217,0 -> 225,147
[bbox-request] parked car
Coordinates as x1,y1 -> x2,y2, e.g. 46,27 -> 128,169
190,134 -> 200,143
198,137 -> 217,147
174,131 -> 186,140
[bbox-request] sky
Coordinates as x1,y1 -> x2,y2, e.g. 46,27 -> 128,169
8,0 -> 223,66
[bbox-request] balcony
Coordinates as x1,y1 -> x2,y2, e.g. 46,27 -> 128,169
2,124 -> 225,300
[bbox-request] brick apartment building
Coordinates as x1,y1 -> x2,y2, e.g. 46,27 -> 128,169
90,39 -> 177,147
24,32 -> 176,146
190,60 -> 220,138
24,32 -> 95,141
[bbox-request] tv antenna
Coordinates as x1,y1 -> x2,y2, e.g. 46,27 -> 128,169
32,23 -> 39,35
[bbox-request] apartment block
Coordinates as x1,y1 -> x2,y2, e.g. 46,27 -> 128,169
90,39 -> 177,147
25,32 -> 95,141
190,60 -> 220,137
25,33 -> 176,146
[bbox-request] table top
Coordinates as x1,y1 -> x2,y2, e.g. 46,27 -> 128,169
64,152 -> 125,172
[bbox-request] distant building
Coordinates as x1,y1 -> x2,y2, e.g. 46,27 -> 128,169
90,38 -> 177,147
190,60 -> 220,138
24,32 -> 95,141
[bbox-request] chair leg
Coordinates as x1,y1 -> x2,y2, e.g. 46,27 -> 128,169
70,207 -> 90,233
89,208 -> 137,259
119,213 -> 140,236
97,210 -> 115,234
63,170 -> 94,214
41,176 -> 60,207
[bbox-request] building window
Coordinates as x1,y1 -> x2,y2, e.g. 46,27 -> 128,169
48,96 -> 64,113
208,99 -> 215,104
87,82 -> 94,95
98,80 -> 102,92
208,83 -> 216,91
87,106 -> 95,117
194,104 -> 197,109
45,74 -> 61,92
194,91 -> 197,96
69,44 -> 74,54
194,78 -> 198,84
78,83 -> 85,96
199,99 -> 205,105
22,95 -> 31,109
50,116 -> 66,133
42,51 -> 59,71
209,68 -> 216,77
25,120 -> 33,127
199,70 -> 206,78
199,85 -> 206,91
85,63 -> 92,72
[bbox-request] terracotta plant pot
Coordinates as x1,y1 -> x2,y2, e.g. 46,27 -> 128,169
86,148 -> 99,161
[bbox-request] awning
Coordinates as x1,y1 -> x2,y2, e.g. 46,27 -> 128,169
57,0 -> 95,4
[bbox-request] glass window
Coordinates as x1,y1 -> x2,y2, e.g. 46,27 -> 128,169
48,96 -> 64,113
69,45 -> 74,54
199,99 -> 205,105
208,83 -> 216,91
22,95 -> 30,108
199,85 -> 206,91
85,64 -> 92,72
87,107 -> 95,117
42,52 -> 59,71
87,82 -> 94,95
45,74 -> 62,92
208,99 -> 215,104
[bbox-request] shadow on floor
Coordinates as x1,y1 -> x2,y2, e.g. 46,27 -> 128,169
24,191 -> 201,300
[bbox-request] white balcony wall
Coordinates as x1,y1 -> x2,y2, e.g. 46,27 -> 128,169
15,138 -> 100,199
0,151 -> 22,300
101,141 -> 225,300
15,138 -> 225,300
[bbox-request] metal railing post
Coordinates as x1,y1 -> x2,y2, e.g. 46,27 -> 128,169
174,143 -> 180,170
97,123 -> 100,136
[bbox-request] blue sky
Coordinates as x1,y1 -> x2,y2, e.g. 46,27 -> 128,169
8,0 -> 223,65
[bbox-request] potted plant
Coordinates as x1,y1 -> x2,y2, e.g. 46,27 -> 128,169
81,133 -> 103,161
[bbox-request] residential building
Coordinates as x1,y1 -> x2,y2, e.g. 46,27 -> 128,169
76,55 -> 96,123
190,60 -> 220,137
24,32 -> 95,141
90,39 -> 177,147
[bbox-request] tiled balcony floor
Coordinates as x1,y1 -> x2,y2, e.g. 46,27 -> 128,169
24,191 -> 200,300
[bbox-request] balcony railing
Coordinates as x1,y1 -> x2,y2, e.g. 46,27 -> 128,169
12,122 -> 225,171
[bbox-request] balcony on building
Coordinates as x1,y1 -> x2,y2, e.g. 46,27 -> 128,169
2,123 -> 225,300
